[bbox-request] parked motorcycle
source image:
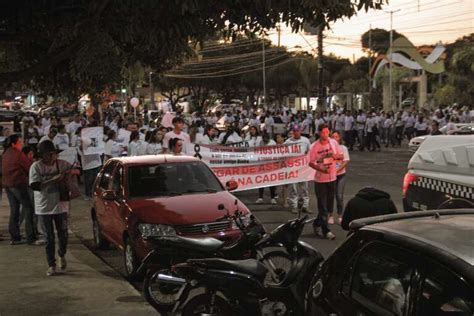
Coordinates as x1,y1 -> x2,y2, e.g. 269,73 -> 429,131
158,215 -> 324,315
140,200 -> 292,312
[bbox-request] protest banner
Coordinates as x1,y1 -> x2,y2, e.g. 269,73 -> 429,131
185,143 -> 315,191
81,127 -> 105,155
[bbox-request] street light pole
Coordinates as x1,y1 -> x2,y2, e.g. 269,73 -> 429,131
386,9 -> 400,111
262,39 -> 266,108
149,71 -> 154,110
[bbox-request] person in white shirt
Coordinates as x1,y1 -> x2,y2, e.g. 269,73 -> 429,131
414,116 -> 429,136
39,128 -> 58,144
255,133 -> 278,204
108,116 -> 119,133
355,110 -> 367,151
146,130 -> 164,154
248,113 -> 260,128
343,110 -> 355,150
335,112 -> 345,135
218,125 -> 243,145
70,127 -> 82,148
66,115 -> 82,136
284,124 -> 312,214
403,112 -> 416,140
162,117 -> 191,154
41,113 -> 51,133
382,113 -> 394,147
365,113 -> 380,151
128,131 -> 141,156
104,130 -> 122,161
53,124 -> 70,151
244,126 -> 262,147
198,126 -> 219,145
329,131 -> 350,225
264,112 -> 275,138
78,138 -> 102,200
223,112 -> 235,125
301,115 -> 312,138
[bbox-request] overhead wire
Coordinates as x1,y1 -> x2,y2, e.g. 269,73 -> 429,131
167,52 -> 291,76
164,57 -> 310,79
330,0 -> 464,29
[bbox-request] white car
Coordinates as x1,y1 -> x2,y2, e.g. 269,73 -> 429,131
408,123 -> 474,152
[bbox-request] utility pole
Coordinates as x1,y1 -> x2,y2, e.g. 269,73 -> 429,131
262,39 -> 266,108
277,23 -> 281,47
149,71 -> 154,110
386,9 -> 400,110
368,25 -> 372,94
317,25 -> 324,110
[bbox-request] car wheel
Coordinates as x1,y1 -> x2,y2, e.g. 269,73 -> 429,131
123,236 -> 141,280
92,215 -> 109,249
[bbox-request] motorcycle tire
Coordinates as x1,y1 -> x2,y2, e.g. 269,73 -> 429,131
181,293 -> 232,316
143,269 -> 185,312
262,250 -> 292,286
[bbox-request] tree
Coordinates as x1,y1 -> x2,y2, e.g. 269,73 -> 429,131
449,46 -> 474,104
298,57 -> 319,105
267,57 -> 301,105
0,0 -> 387,98
361,28 -> 405,56
434,84 -> 456,105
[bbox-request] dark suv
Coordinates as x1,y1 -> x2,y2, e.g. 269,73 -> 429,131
307,209 -> 474,316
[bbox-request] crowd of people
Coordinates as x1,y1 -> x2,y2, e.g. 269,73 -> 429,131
0,100 -> 472,274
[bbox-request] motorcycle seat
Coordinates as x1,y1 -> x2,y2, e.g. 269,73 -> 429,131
149,236 -> 224,253
189,258 -> 268,280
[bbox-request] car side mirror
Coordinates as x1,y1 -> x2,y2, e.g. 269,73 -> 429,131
102,190 -> 117,201
225,180 -> 238,191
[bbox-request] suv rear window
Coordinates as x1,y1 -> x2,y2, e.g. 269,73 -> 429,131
128,161 -> 223,198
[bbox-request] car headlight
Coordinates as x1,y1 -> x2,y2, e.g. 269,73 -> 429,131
138,224 -> 176,238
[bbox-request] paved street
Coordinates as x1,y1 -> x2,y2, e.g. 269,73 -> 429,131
67,146 -> 413,294
0,198 -> 156,316
0,145 -> 413,314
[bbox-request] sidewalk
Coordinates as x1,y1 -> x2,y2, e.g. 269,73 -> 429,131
0,195 -> 157,316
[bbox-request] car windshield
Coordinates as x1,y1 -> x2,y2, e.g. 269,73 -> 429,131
128,161 -> 223,198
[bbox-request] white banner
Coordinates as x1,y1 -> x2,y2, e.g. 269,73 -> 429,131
186,143 -> 314,191
81,127 -> 105,155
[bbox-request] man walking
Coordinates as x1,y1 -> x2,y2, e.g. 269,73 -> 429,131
284,125 -> 312,214
30,140 -> 79,276
355,110 -> 366,151
309,124 -> 342,240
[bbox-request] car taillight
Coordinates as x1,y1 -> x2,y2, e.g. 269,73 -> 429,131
403,173 -> 419,197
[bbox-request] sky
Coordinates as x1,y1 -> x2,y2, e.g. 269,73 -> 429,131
267,0 -> 474,61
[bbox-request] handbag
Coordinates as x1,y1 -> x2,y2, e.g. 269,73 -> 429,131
56,160 -> 81,201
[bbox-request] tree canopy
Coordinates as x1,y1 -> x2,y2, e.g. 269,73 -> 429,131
0,0 -> 386,98
361,28 -> 405,55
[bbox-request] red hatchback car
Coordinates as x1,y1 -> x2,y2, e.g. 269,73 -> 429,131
90,155 -> 250,279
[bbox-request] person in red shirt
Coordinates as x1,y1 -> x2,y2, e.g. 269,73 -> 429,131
309,124 -> 343,240
2,134 -> 38,245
